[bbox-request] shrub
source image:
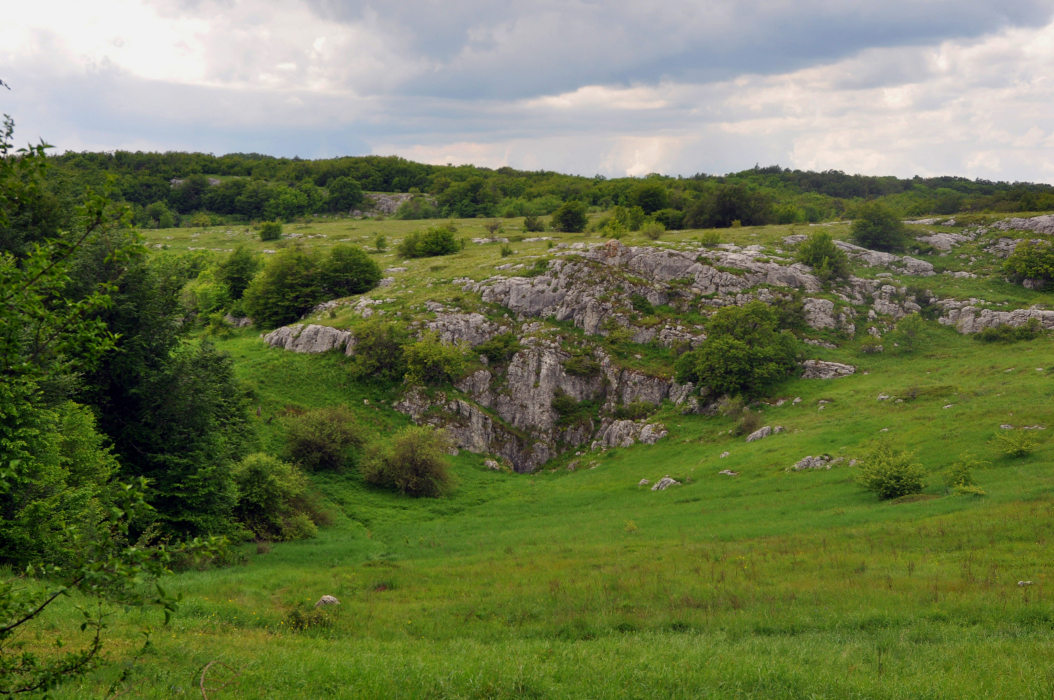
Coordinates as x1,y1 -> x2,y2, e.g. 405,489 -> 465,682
994,430 -> 1037,458
859,336 -> 884,354
887,313 -> 928,354
475,331 -> 520,364
283,405 -> 365,472
500,243 -> 513,257
731,407 -> 762,437
976,319 -> 1043,343
551,200 -> 588,233
318,245 -> 382,297
349,319 -> 409,383
698,230 -> 721,247
1004,240 -> 1054,288
258,220 -> 283,241
242,247 -> 321,328
613,400 -> 658,420
232,453 -> 319,541
551,390 -> 600,428
218,246 -> 260,300
653,208 -> 685,230
393,195 -> 441,220
523,214 -> 545,232
563,351 -> 602,377
850,202 -> 907,252
675,302 -> 800,398
641,221 -> 665,240
397,225 -> 459,258
795,231 -> 849,284
858,442 -> 925,499
284,604 -> 335,632
943,454 -> 984,491
374,233 -> 387,252
403,333 -> 467,386
362,425 -> 453,497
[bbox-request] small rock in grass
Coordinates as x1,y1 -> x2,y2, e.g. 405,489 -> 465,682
719,451 -> 730,459
651,476 -> 681,491
315,595 -> 340,608
718,469 -> 739,477
638,478 -> 650,487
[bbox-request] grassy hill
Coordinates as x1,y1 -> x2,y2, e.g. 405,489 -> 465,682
39,214 -> 1054,698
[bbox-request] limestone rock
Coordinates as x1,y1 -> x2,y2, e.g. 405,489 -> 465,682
745,425 -> 784,442
263,324 -> 353,354
314,595 -> 340,607
993,214 -> 1054,235
650,476 -> 681,491
937,301 -> 1054,334
801,360 -> 856,379
835,241 -> 935,276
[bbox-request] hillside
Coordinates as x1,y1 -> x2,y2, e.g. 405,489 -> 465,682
13,209 -> 1054,697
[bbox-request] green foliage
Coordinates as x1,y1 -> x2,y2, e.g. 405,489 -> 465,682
1003,240 -> 1054,288
403,333 -> 467,386
562,351 -> 602,377
397,225 -> 460,258
325,176 -> 364,213
994,430 -> 1037,458
232,453 -> 319,541
629,293 -> 655,315
394,195 -> 441,220
551,390 -> 600,428
886,314 -> 929,354
474,332 -> 520,365
180,266 -> 231,317
675,301 -> 800,397
630,181 -> 669,214
551,200 -> 588,233
641,221 -> 665,240
857,442 -> 925,499
975,319 -> 1043,343
218,245 -> 260,300
258,220 -> 283,241
284,604 -> 335,632
319,244 -> 382,297
652,208 -> 685,230
243,247 -> 320,328
731,407 -> 763,437
500,242 -> 514,257
850,202 -> 907,252
522,214 -> 545,232
685,184 -> 772,228
943,455 -> 983,490
283,405 -> 365,472
361,425 -> 453,497
374,233 -> 387,252
349,319 -> 410,383
613,400 -> 658,420
795,231 -> 849,284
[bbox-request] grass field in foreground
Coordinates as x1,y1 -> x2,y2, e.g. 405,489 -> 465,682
32,313 -> 1053,698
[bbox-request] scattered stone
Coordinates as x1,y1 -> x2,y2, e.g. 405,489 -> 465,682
650,476 -> 681,491
943,404 -> 954,409
718,469 -> 739,477
314,595 -> 340,608
791,455 -> 839,471
1022,425 -> 1046,430
1017,580 -> 1034,586
484,459 -> 502,471
720,451 -> 730,458
877,394 -> 891,401
638,478 -> 650,487
745,425 -> 785,443
801,360 -> 856,379
223,314 -> 252,328
792,397 -> 802,405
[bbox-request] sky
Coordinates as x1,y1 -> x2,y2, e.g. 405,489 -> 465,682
3,0 -> 1054,182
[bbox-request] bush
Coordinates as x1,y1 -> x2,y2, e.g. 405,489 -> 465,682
283,405 -> 365,472
994,430 -> 1037,458
403,333 -> 467,386
218,246 -> 260,300
242,247 -> 321,328
563,351 -> 602,377
475,331 -> 520,365
613,400 -> 658,420
641,221 -> 665,240
1004,240 -> 1054,288
349,319 -> 409,383
232,453 -> 319,541
850,202 -> 907,252
397,225 -> 459,258
653,208 -> 685,230
976,319 -> 1043,343
551,200 -> 588,233
319,245 -> 382,297
362,425 -> 453,497
674,302 -> 800,398
795,231 -> 850,284
858,442 -> 925,499
886,313 -> 929,354
374,233 -> 387,252
258,220 -> 283,241
523,214 -> 545,232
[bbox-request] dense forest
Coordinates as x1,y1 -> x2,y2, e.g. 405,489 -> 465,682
45,150 -> 1054,230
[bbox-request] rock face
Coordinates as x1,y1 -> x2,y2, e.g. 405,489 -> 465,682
993,214 -> 1054,235
937,302 -> 1054,334
745,425 -> 784,442
592,420 -> 668,449
917,232 -> 973,252
834,240 -> 935,276
422,305 -> 504,346
801,360 -> 856,379
263,324 -> 354,355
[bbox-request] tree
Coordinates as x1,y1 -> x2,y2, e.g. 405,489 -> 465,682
630,181 -> 669,214
218,245 -> 260,300
232,454 -> 319,541
795,231 -> 850,285
319,245 -> 381,297
850,201 -> 908,252
1004,240 -> 1054,289
242,247 -> 321,328
552,200 -> 588,232
675,301 -> 800,397
396,225 -> 460,258
325,176 -> 364,213
361,425 -> 453,497
858,441 -> 925,499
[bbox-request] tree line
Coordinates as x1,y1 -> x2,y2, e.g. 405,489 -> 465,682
42,152 -> 1054,230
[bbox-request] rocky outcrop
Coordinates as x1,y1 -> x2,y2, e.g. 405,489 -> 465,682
801,360 -> 856,379
745,425 -> 784,442
993,214 -> 1054,235
834,241 -> 935,276
422,304 -> 504,346
917,232 -> 973,252
592,420 -> 667,449
937,301 -> 1054,334
263,324 -> 354,354
651,476 -> 680,491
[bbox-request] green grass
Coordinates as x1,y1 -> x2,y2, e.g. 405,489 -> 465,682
26,215 -> 1054,697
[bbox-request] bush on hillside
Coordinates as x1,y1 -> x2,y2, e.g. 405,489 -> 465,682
976,319 -> 1043,343
396,225 -> 459,258
258,220 -> 282,241
795,231 -> 850,284
1004,240 -> 1054,288
361,425 -> 453,497
403,333 -> 467,386
232,453 -> 319,541
850,202 -> 907,252
551,200 -> 588,233
349,319 -> 409,383
522,214 -> 545,232
857,442 -> 925,499
319,245 -> 382,297
242,247 -> 321,328
474,331 -> 520,365
675,301 -> 800,398
283,405 -> 365,472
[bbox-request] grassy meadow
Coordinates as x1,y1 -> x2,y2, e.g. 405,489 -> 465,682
30,215 -> 1054,697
